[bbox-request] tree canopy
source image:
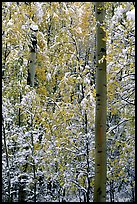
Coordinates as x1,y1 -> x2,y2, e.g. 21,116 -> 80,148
2,2 -> 135,202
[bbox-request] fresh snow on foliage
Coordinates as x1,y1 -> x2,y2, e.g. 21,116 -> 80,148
2,2 -> 135,203
30,24 -> 38,31
126,9 -> 135,21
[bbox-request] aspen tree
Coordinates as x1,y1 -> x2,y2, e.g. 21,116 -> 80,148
27,24 -> 38,87
94,2 -> 107,202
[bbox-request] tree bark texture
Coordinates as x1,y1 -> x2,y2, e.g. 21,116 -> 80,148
94,2 -> 107,202
27,30 -> 37,87
2,116 -> 12,201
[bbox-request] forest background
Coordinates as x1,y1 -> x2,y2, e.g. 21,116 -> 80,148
2,2 -> 135,202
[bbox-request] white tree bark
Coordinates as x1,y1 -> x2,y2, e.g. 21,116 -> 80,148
94,2 -> 107,202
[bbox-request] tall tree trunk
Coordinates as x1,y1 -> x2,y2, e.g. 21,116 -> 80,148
27,25 -> 37,87
93,2 -> 107,202
2,116 -> 11,202
30,113 -> 37,202
27,49 -> 37,87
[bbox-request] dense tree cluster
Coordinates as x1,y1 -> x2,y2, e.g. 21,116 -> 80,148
2,2 -> 135,202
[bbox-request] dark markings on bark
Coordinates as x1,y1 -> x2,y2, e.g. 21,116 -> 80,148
27,70 -> 31,85
30,48 -> 35,52
96,94 -> 100,97
97,164 -> 100,166
97,188 -> 102,195
100,48 -> 106,52
97,11 -> 101,14
98,151 -> 102,153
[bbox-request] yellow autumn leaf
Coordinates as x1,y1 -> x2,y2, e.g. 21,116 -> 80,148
34,143 -> 41,150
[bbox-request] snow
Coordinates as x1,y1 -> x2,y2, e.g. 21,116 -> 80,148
122,48 -> 128,55
30,24 -> 38,31
81,97 -> 88,109
2,2 -> 135,203
7,19 -> 13,26
77,27 -> 82,34
85,65 -> 90,69
21,24 -> 26,30
84,77 -> 90,85
46,73 -> 51,81
6,2 -> 12,7
63,2 -> 69,14
35,2 -> 44,23
126,9 -> 135,21
111,4 -> 133,26
116,5 -> 124,18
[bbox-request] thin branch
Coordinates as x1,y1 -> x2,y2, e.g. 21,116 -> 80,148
70,180 -> 87,193
107,119 -> 129,134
